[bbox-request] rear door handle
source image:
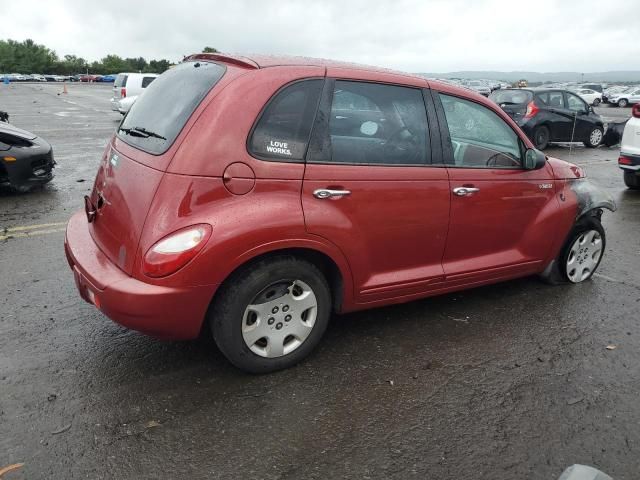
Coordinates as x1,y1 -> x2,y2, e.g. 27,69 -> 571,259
452,187 -> 480,196
313,189 -> 351,199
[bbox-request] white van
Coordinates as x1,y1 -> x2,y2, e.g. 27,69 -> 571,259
110,73 -> 158,111
619,104 -> 640,189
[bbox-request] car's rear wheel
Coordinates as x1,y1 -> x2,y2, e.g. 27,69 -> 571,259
618,99 -> 629,108
210,256 -> 331,373
592,98 -> 601,106
533,125 -> 550,150
560,217 -> 606,283
623,170 -> 640,190
584,127 -> 603,148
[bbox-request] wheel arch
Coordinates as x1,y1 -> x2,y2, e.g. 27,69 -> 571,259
206,240 -> 354,324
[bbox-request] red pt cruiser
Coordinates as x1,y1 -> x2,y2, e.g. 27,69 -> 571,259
65,54 -> 616,372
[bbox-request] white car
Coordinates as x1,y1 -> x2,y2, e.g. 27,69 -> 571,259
574,88 -> 602,106
464,80 -> 491,96
116,95 -> 138,115
110,73 -> 158,112
619,104 -> 640,189
608,87 -> 640,108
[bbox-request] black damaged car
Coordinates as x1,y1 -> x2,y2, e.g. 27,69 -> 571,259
0,116 -> 55,192
489,88 -> 605,150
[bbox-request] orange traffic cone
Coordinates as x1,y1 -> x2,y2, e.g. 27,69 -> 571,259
63,83 -> 68,94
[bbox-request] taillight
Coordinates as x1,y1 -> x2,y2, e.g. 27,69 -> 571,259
632,104 -> 640,118
524,101 -> 539,119
142,224 -> 212,278
619,156 -> 633,165
121,87 -> 126,98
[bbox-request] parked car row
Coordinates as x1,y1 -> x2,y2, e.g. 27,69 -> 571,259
0,73 -> 119,83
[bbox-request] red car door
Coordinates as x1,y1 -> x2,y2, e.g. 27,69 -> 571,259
302,75 -> 450,306
434,91 -> 558,284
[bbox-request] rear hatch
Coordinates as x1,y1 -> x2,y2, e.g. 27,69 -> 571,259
489,89 -> 533,124
89,61 -> 226,275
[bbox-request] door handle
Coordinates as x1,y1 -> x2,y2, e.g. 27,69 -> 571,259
313,188 -> 351,199
452,186 -> 480,196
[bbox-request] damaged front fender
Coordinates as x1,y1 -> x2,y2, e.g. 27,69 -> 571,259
568,178 -> 617,220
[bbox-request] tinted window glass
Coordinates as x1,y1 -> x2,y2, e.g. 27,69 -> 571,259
114,74 -> 128,88
326,81 -> 429,165
566,93 -> 586,112
249,79 -> 323,161
118,61 -> 225,155
439,93 -> 522,168
489,90 -> 532,105
537,91 -> 564,108
141,76 -> 156,88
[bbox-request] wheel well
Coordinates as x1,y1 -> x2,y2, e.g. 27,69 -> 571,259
210,247 -> 344,314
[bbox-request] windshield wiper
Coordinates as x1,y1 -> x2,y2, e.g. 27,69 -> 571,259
119,126 -> 166,140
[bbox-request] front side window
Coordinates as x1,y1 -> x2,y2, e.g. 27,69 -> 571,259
249,79 -> 324,161
566,93 -> 587,112
439,93 -> 522,168
325,81 -> 430,165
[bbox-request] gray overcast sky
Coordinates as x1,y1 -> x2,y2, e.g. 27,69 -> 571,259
1,0 -> 636,72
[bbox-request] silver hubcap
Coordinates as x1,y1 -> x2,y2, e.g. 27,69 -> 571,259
242,280 -> 318,358
590,129 -> 602,145
566,230 -> 603,283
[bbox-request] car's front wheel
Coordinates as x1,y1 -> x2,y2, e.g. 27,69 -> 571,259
592,98 -> 601,106
623,170 -> 640,190
560,216 -> 606,283
584,126 -> 603,148
210,256 -> 331,373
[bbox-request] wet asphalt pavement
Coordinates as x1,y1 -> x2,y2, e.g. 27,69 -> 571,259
1,83 -> 639,480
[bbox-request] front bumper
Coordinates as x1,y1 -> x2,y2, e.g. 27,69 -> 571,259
64,211 -> 216,340
0,138 -> 55,190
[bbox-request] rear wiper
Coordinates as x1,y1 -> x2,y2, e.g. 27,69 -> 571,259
119,126 -> 166,140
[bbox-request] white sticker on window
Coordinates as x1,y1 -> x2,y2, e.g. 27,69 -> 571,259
266,140 -> 292,156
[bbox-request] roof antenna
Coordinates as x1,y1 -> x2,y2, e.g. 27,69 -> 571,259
569,110 -> 578,156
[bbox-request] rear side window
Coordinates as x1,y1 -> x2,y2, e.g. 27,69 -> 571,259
537,91 -> 564,108
249,79 -> 323,161
114,74 -> 128,87
324,81 -> 430,166
118,61 -> 225,155
141,76 -> 155,88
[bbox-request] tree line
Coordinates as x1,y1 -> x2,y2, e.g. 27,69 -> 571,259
0,39 -> 217,75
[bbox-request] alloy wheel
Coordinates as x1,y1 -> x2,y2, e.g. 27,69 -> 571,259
589,128 -> 603,146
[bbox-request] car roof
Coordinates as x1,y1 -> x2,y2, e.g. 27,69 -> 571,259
185,52 -> 425,79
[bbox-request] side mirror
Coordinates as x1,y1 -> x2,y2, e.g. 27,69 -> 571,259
524,148 -> 546,170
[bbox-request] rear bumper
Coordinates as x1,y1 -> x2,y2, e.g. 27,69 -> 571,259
619,152 -> 640,172
110,98 -> 120,111
64,210 -> 216,340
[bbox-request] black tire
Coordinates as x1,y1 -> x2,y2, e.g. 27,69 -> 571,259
592,98 -> 601,106
533,125 -> 550,150
583,126 -> 603,148
209,256 -> 331,373
558,216 -> 606,283
623,170 -> 640,190
618,99 -> 629,108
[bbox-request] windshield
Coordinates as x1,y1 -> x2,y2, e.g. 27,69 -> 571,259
118,61 -> 226,155
489,90 -> 532,105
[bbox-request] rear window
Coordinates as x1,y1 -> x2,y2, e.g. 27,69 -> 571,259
114,74 -> 128,88
117,61 -> 225,155
489,90 -> 532,105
